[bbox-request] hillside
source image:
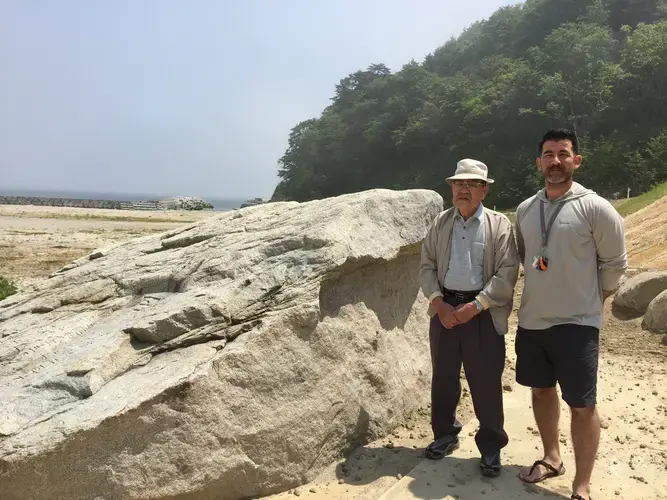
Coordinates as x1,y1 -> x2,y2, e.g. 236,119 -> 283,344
272,0 -> 667,209
624,193 -> 667,269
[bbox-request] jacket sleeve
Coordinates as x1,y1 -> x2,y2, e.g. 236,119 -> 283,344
419,217 -> 442,302
515,209 -> 526,265
476,216 -> 520,309
594,200 -> 628,291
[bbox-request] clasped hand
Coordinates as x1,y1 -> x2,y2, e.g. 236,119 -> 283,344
434,299 -> 479,329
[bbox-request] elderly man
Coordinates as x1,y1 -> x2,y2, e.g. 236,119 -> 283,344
419,159 -> 519,477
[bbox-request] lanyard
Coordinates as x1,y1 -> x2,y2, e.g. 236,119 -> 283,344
539,200 -> 566,250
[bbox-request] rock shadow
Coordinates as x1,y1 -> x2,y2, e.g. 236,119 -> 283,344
338,456 -> 570,500
400,456 -> 572,499
318,249 -> 422,331
333,444 -> 425,489
611,302 -> 644,321
337,452 -> 571,500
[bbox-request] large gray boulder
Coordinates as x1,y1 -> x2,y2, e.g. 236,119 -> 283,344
613,271 -> 667,313
643,290 -> 667,334
0,189 -> 441,500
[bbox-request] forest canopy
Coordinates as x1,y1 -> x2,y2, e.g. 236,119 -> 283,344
272,0 -> 667,209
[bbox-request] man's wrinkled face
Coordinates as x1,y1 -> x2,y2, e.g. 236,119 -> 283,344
451,180 -> 488,213
537,139 -> 582,184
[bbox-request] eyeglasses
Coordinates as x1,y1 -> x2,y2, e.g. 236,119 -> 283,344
451,180 -> 486,189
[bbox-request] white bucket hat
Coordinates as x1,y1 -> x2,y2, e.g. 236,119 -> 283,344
446,158 -> 494,184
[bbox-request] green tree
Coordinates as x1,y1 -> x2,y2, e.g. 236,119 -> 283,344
606,0 -> 666,29
627,129 -> 667,192
272,0 -> 667,209
617,20 -> 667,139
530,22 -> 625,136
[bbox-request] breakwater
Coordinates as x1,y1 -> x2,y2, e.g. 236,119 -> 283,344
0,196 -> 213,211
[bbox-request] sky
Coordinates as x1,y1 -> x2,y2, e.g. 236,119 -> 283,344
1,0 -> 512,200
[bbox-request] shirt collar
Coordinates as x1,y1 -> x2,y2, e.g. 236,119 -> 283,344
455,203 -> 484,222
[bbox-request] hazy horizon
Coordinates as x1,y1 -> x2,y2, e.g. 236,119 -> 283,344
1,0 -> 514,200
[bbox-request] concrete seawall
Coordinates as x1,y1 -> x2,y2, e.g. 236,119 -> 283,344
0,196 -> 207,211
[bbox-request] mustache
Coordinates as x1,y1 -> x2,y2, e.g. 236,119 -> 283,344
546,168 -> 566,176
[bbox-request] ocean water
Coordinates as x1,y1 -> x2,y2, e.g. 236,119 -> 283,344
0,188 -> 249,212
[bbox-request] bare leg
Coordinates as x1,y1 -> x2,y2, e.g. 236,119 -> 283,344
519,387 -> 562,481
570,405 -> 600,500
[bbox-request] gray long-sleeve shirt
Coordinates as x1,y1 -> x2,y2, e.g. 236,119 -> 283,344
516,182 -> 628,330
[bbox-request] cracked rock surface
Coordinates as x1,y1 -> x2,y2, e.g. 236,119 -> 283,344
0,188 -> 442,500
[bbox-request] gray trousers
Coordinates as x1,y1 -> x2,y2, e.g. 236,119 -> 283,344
429,296 -> 508,456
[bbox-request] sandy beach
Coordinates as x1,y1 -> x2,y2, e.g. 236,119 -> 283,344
1,203 -> 665,499
0,204 -> 215,292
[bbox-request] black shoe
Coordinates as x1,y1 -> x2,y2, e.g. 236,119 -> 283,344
424,436 -> 460,460
480,452 -> 501,477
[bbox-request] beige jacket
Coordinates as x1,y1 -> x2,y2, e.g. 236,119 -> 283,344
419,207 -> 519,335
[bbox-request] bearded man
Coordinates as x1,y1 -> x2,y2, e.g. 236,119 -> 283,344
515,128 -> 627,500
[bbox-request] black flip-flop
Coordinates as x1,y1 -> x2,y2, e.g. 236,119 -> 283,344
424,437 -> 459,460
571,495 -> 591,500
519,459 -> 565,483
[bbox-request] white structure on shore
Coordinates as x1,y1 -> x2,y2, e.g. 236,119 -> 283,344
155,197 -> 214,211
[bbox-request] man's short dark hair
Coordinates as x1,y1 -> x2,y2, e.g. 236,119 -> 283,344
539,128 -> 579,155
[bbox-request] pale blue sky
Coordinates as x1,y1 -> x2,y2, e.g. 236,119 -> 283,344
1,0 -> 511,200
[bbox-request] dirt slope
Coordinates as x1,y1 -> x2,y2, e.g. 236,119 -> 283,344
624,195 -> 667,269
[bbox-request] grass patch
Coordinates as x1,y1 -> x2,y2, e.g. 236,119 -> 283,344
6,229 -> 49,235
0,276 -> 17,301
502,210 -> 516,225
34,213 -> 198,224
615,182 -> 667,217
501,182 -> 666,222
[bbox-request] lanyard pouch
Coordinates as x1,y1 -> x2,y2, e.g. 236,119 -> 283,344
533,200 -> 566,272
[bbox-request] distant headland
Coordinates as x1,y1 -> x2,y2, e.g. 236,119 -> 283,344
0,195 -> 214,211
0,190 -> 268,212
